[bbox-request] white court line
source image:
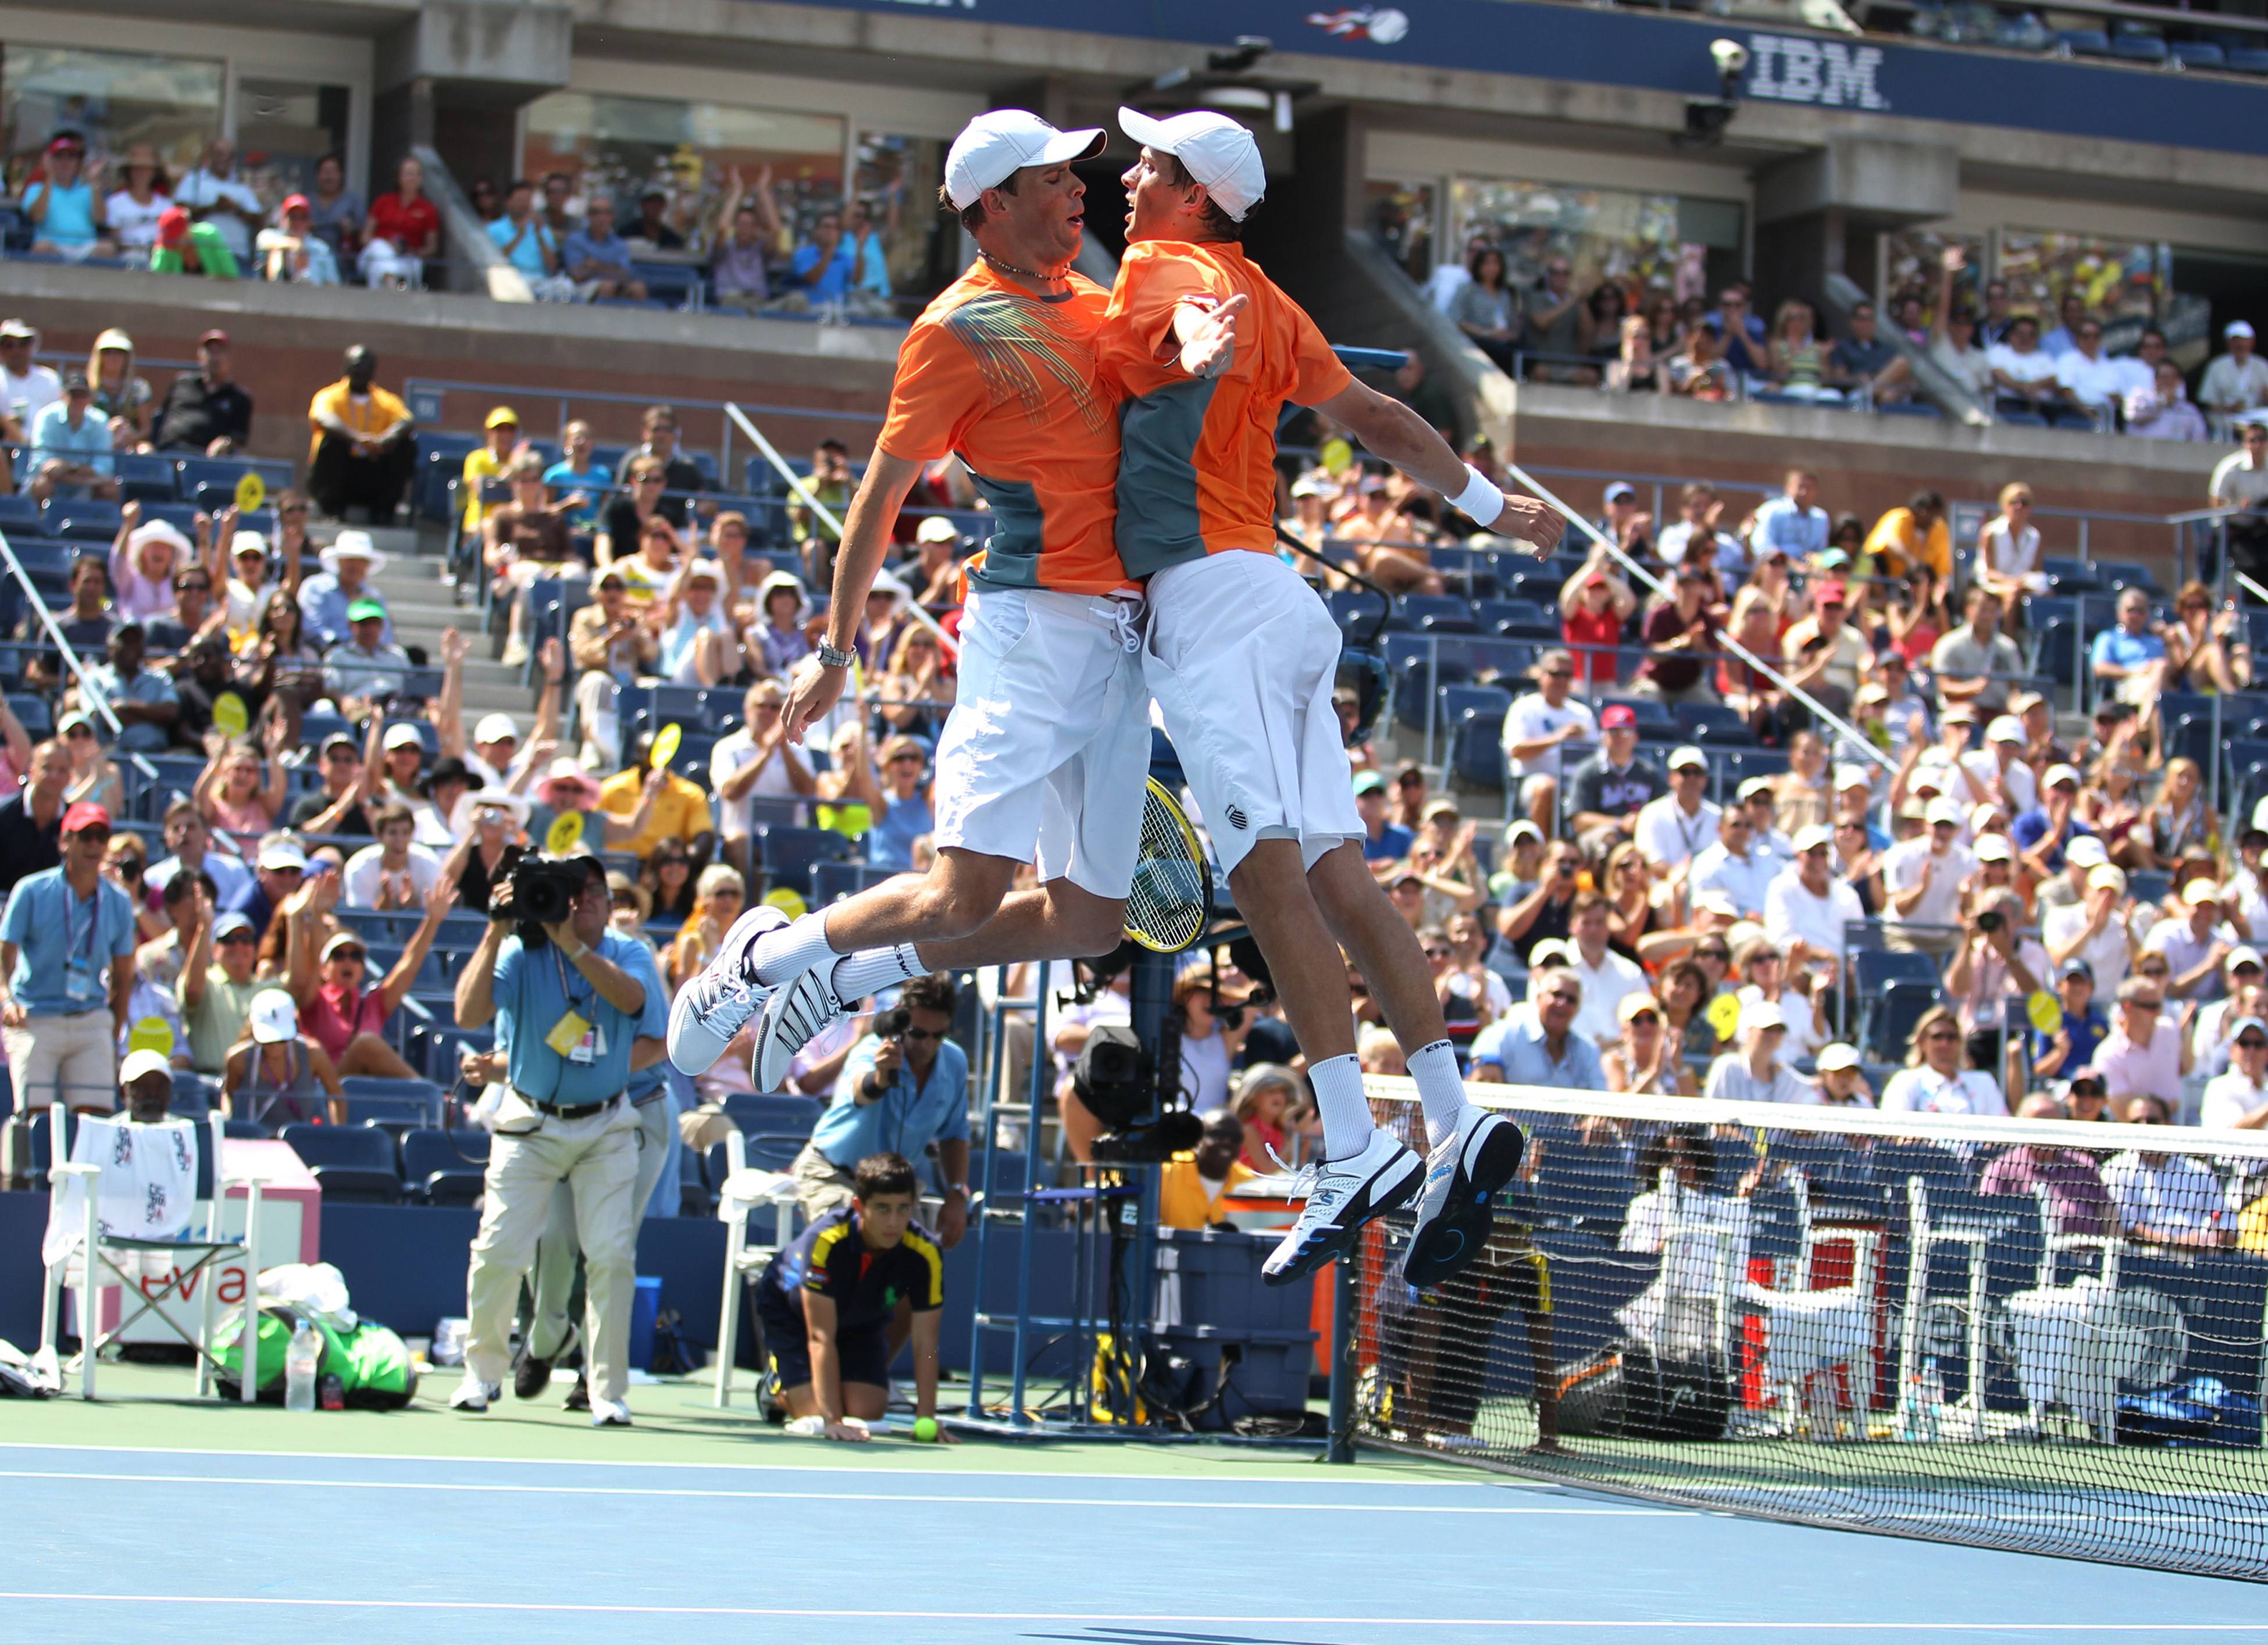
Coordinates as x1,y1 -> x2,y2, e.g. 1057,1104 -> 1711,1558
2,1596 -> 2263,1629
0,1469 -> 1676,1515
0,1440 -> 1536,1490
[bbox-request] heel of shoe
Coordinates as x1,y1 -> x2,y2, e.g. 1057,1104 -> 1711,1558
1467,1116 -> 1526,1196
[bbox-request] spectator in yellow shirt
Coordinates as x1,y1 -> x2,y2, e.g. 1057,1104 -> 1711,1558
306,345 -> 415,520
1862,490 -> 1950,583
1159,1112 -> 1262,1230
597,730 -> 715,862
459,405 -> 525,542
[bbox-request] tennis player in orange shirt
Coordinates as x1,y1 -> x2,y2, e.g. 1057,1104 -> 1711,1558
668,114 -> 1240,1184
1099,106 -> 1564,1287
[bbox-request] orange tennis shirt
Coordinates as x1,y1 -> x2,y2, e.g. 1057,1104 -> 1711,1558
1097,239 -> 1353,579
877,262 -> 1126,595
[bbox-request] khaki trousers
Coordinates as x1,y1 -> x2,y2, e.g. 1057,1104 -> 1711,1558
526,1097 -> 672,1362
4,1008 -> 119,1112
463,1098 -> 639,1401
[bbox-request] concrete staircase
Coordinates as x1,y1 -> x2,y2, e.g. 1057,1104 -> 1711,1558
312,523 -> 537,736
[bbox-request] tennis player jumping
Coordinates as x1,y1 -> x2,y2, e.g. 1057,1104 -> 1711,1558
1099,107 -> 1563,1286
668,110 -> 1240,1089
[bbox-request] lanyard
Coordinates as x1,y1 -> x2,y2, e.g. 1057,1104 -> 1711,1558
550,941 -> 597,1018
59,881 -> 99,967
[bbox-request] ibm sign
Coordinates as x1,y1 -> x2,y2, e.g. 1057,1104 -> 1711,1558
1743,33 -> 1891,110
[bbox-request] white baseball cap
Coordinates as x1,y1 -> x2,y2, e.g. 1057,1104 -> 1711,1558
1986,715 -> 2024,745
944,110 -> 1105,210
1816,1043 -> 1861,1073
249,989 -> 298,1044
1793,823 -> 1834,853
119,1047 -> 174,1088
1974,833 -> 2013,862
1833,763 -> 1871,791
1118,106 -> 1267,222
2042,763 -> 2081,789
473,712 -> 519,745
2066,835 -> 2108,868
2229,320 -> 2256,341
1925,797 -> 1964,826
1667,744 -> 1709,772
1739,998 -> 1786,1034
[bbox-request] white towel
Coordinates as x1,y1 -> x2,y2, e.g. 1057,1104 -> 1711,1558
41,1116 -> 197,1268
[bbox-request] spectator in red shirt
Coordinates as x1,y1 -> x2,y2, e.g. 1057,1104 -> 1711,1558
283,873 -> 455,1076
1632,562 -> 1721,706
1557,555 -> 1635,690
360,155 -> 441,288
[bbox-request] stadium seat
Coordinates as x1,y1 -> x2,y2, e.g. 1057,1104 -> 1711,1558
2110,30 -> 2169,62
1599,694 -> 1678,738
813,859 -> 899,904
1863,979 -> 1941,1062
2056,28 -> 2114,56
2090,558 -> 2163,597
278,1122 -> 402,1203
115,452 -> 177,503
2128,868 -> 2172,907
401,1126 -> 489,1205
1449,715 -> 1506,791
2228,48 -> 2268,73
340,1075 -> 446,1127
721,1091 -> 821,1138
755,823 -> 856,900
2171,41 -> 2226,67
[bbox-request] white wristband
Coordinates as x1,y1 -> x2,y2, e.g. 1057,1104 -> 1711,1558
1449,464 -> 1505,528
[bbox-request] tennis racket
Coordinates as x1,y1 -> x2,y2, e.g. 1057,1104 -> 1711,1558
1123,777 -> 1213,953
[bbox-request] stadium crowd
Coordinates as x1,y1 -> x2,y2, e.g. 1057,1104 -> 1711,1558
3,132 -> 904,317
1425,237 -> 2268,438
2,278 -> 2267,1266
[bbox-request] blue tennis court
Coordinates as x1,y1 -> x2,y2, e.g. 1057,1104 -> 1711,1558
6,1431 -> 2265,1643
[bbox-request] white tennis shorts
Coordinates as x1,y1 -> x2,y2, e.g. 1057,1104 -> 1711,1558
930,583 -> 1150,901
1144,549 -> 1361,878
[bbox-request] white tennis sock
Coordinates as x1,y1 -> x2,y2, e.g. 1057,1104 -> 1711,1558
829,944 -> 923,1002
1309,1054 -> 1377,1162
749,912 -> 840,986
1406,1039 -> 1467,1150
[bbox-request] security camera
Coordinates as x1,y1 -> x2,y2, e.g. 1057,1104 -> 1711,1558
1711,38 -> 1751,78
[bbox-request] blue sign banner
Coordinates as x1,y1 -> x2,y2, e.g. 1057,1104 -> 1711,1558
784,0 -> 2268,159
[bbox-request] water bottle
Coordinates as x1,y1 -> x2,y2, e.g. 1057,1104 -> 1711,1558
284,1323 -> 321,1412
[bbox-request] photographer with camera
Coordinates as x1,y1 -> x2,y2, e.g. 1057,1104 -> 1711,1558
450,851 -> 666,1427
800,973 -> 970,1246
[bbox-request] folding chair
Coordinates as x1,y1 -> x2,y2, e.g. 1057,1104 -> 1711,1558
37,1104 -> 266,1401
711,1127 -> 804,1409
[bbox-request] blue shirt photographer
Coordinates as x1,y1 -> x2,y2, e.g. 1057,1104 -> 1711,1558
815,1029 -> 969,1169
490,927 -> 666,1104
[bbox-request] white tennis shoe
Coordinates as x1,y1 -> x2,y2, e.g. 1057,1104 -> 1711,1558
666,905 -> 788,1075
1261,1129 -> 1423,1286
750,962 -> 848,1093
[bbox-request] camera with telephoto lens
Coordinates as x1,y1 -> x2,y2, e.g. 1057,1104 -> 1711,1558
1977,910 -> 2003,934
873,1005 -> 912,1043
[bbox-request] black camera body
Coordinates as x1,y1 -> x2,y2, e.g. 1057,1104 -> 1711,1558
491,848 -> 589,942
872,1005 -> 912,1042
1977,910 -> 2003,934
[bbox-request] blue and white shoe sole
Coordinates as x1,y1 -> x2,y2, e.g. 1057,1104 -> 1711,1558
1403,1118 -> 1528,1289
1263,1150 -> 1424,1288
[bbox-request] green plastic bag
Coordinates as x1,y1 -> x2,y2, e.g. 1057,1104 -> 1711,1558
216,1307 -> 419,1409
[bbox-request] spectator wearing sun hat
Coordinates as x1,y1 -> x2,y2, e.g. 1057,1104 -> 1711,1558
298,527 -> 392,649
1881,795 -> 1973,955
1764,823 -> 1864,976
1701,997 -> 1820,1104
1814,1042 -> 1873,1105
0,801 -> 135,1114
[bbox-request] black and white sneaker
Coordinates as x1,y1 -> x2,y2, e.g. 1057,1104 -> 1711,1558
750,962 -> 848,1093
666,905 -> 788,1074
1261,1130 -> 1423,1286
1403,1107 -> 1527,1288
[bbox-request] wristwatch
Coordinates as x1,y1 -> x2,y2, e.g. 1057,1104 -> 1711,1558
816,641 -> 856,669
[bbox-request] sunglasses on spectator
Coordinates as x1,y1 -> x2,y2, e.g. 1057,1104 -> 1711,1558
2131,997 -> 2164,1011
1627,1010 -> 1659,1026
1542,669 -> 1572,680
331,948 -> 366,964
889,752 -> 923,765
897,1026 -> 942,1043
65,725 -> 93,740
1698,947 -> 1731,961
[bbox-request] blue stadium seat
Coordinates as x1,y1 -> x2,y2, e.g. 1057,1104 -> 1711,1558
1863,979 -> 1941,1062
814,859 -> 901,904
115,452 -> 177,503
2171,41 -> 2226,67
2038,556 -> 2101,594
2056,28 -> 2114,56
722,1091 -> 821,1138
2091,558 -> 2163,597
2128,868 -> 2172,907
756,823 -> 857,900
279,1122 -> 402,1203
402,1127 -> 488,1205
0,494 -> 40,529
1599,694 -> 1678,738
2230,48 -> 2268,73
1392,594 -> 1478,634
2110,30 -> 2169,62
340,1075 -> 446,1126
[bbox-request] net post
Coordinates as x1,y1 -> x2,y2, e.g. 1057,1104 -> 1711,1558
1327,1244 -> 1360,1465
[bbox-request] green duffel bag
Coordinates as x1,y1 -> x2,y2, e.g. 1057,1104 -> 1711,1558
216,1307 -> 420,1410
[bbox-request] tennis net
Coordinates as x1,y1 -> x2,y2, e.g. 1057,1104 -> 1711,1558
1351,1077 -> 2268,1582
